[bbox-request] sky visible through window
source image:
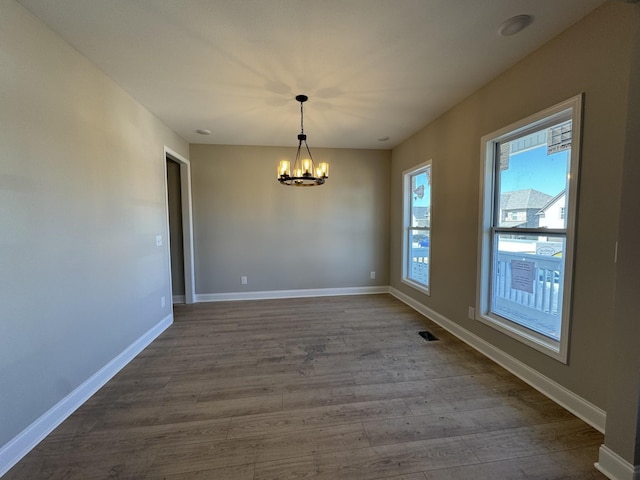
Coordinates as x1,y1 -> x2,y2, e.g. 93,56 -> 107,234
501,145 -> 569,196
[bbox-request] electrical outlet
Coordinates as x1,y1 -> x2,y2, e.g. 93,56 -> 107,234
161,296 -> 166,308
241,276 -> 248,285
370,271 -> 376,279
468,306 -> 475,320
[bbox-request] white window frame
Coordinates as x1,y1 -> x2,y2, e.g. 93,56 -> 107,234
476,95 -> 582,363
402,160 -> 432,295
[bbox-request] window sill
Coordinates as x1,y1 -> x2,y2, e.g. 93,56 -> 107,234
477,312 -> 567,363
401,277 -> 430,296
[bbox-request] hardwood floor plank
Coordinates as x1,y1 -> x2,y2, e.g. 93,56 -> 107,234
95,393 -> 284,429
145,463 -> 255,480
405,386 -> 514,416
423,444 -> 604,479
5,449 -> 158,480
146,423 -> 370,476
282,379 -> 437,410
461,418 -> 603,462
383,475 -> 428,480
253,437 -> 479,480
197,371 -> 356,401
364,402 -> 575,447
70,417 -> 232,455
227,398 -> 411,439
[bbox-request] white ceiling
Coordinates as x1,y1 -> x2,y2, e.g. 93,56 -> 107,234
17,0 -> 605,149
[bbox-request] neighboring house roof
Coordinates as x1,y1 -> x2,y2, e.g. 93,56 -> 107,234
536,190 -> 566,214
501,189 -> 553,210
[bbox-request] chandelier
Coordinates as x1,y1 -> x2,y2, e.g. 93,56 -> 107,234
277,95 -> 329,186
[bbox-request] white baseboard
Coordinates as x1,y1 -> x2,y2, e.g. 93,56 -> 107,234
172,294 -> 186,304
389,287 -> 606,433
0,314 -> 173,478
196,286 -> 389,302
596,445 -> 640,480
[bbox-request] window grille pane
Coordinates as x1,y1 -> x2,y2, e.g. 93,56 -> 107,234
408,229 -> 430,286
497,127 -> 570,230
410,169 -> 431,228
491,232 -> 566,341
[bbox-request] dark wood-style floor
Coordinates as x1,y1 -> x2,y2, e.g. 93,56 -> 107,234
5,294 -> 605,479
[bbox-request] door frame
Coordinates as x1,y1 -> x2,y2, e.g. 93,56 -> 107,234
164,146 -> 196,304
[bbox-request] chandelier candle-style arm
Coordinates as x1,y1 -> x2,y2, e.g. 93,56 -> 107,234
277,95 -> 329,187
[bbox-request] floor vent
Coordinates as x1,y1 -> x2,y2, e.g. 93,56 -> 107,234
418,331 -> 438,341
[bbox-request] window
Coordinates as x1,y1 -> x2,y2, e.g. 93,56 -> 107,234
477,95 -> 582,362
507,211 -> 526,221
402,161 -> 432,294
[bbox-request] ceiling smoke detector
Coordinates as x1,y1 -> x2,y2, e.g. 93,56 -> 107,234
498,15 -> 534,36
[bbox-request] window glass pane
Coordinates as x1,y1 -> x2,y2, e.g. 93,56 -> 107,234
408,229 -> 429,286
491,232 -> 566,341
410,168 -> 431,228
497,125 -> 570,229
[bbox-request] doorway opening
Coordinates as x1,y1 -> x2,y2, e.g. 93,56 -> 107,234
164,146 -> 196,304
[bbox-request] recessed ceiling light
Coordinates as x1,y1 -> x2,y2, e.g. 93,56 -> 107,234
196,129 -> 211,135
498,14 -> 534,36
378,136 -> 390,142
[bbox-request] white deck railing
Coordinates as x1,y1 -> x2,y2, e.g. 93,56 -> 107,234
492,251 -> 563,339
409,247 -> 429,284
408,248 -> 563,340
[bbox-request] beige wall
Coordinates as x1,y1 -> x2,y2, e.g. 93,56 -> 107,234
189,144 -> 391,294
0,0 -> 188,446
602,4 -> 640,464
391,0 -> 635,414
